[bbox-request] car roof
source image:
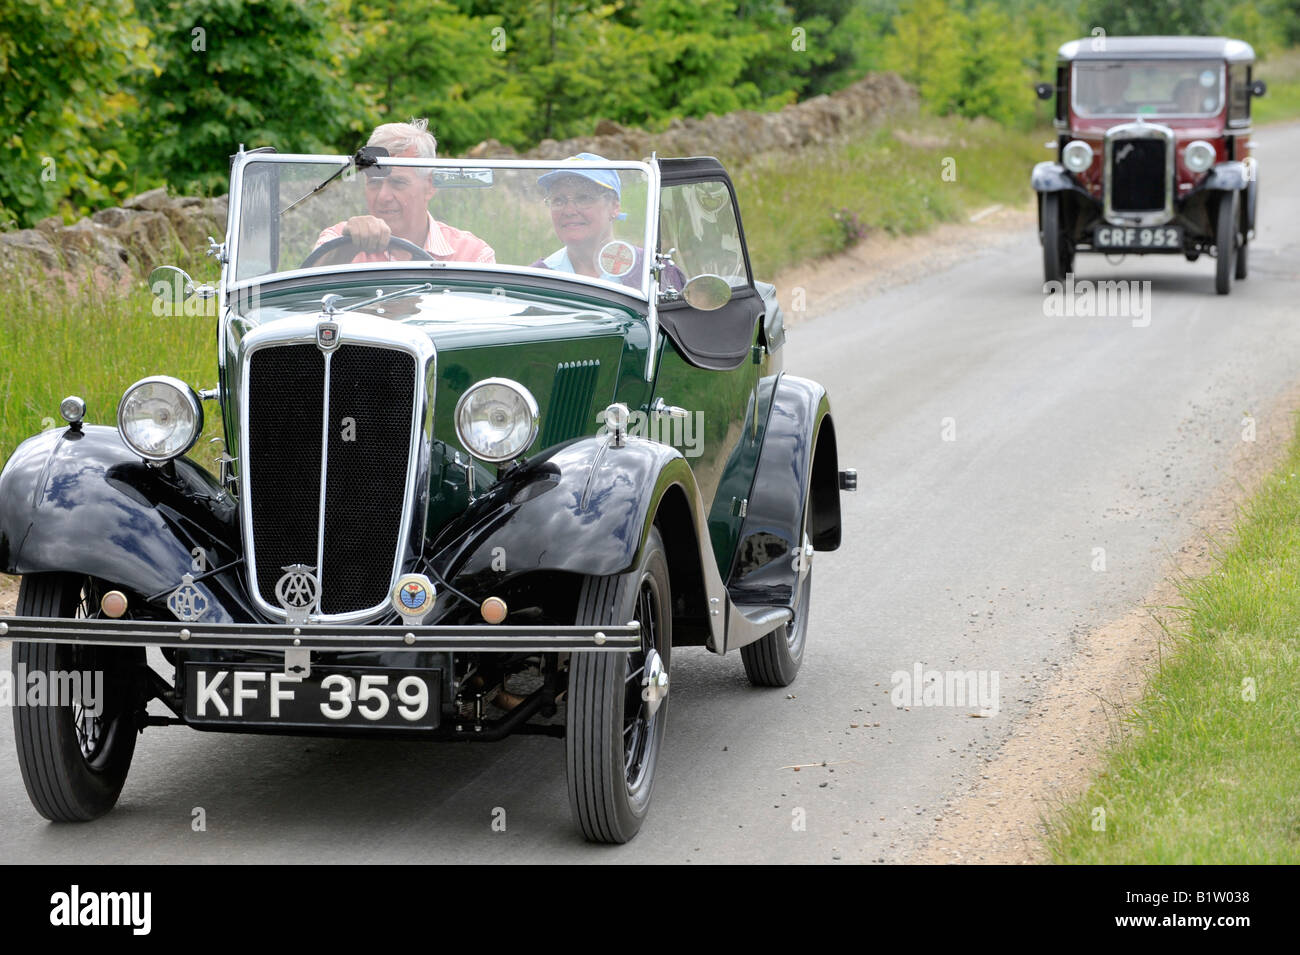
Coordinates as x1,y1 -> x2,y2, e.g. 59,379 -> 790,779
1058,36 -> 1255,63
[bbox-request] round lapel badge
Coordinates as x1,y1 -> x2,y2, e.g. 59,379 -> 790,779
598,240 -> 636,278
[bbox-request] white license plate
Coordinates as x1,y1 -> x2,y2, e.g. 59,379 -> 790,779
1094,225 -> 1182,250
184,664 -> 440,729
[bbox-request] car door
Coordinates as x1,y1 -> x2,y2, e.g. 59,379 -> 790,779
652,158 -> 768,576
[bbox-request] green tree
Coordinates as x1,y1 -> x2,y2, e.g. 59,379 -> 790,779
135,0 -> 372,195
0,0 -> 153,227
780,0 -> 887,95
349,0 -> 533,154
1080,0 -> 1222,35
881,0 -> 964,107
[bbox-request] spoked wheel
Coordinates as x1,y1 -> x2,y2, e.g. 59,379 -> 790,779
1215,191 -> 1238,295
1041,192 -> 1072,283
741,528 -> 812,687
12,574 -> 144,821
566,527 -> 671,844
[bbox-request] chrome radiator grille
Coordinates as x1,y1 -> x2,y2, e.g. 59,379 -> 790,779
245,341 -> 417,617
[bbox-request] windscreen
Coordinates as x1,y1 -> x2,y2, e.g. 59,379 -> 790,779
1072,60 -> 1224,118
232,157 -> 653,296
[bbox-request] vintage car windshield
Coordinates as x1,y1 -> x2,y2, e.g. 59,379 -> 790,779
1072,60 -> 1224,117
231,156 -> 654,296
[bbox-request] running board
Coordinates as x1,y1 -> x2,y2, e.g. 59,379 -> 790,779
724,603 -> 792,654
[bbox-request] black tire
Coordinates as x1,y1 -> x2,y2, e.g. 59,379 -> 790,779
1235,194 -> 1249,280
741,517 -> 812,687
1041,192 -> 1072,283
1215,191 -> 1238,295
566,527 -> 671,844
12,574 -> 142,821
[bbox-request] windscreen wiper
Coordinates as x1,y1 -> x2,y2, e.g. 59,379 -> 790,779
278,146 -> 389,218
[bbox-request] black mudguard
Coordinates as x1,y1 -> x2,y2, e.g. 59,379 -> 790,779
1031,161 -> 1091,196
432,434 -> 713,596
0,425 -> 245,621
1201,161 -> 1250,192
727,374 -> 840,606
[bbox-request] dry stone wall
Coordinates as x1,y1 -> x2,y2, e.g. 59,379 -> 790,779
0,72 -> 916,281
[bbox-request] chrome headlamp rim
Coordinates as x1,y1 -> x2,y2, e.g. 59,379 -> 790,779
1183,140 -> 1216,174
1062,139 -> 1094,174
116,374 -> 204,462
454,377 -> 540,464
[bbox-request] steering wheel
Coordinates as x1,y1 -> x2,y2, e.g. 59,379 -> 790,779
299,234 -> 436,269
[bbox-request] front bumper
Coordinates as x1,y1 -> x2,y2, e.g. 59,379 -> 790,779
0,617 -> 640,653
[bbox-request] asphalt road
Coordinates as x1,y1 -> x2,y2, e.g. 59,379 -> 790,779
3,123 -> 1299,864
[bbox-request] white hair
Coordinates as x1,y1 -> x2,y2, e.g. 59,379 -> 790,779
367,118 -> 437,159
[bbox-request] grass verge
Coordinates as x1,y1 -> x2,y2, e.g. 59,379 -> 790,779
1255,48 -> 1300,126
736,114 -> 1048,277
0,268 -> 222,469
1046,416 -> 1300,864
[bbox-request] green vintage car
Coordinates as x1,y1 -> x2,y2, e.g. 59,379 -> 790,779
0,150 -> 852,843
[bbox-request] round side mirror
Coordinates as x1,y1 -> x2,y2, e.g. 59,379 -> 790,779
1035,83 -> 1054,101
1250,80 -> 1267,97
681,274 -> 732,311
149,265 -> 196,305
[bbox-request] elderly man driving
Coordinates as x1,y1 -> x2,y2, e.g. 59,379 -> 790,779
315,119 -> 495,263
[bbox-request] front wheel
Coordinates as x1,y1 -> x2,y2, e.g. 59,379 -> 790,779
12,574 -> 144,821
1215,191 -> 1238,295
1235,191 -> 1250,280
1041,192 -> 1072,283
566,527 -> 671,844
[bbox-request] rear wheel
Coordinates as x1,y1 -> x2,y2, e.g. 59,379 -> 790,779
12,574 -> 143,821
1041,192 -> 1072,283
742,488 -> 814,687
566,527 -> 671,844
1215,191 -> 1238,295
740,538 -> 811,687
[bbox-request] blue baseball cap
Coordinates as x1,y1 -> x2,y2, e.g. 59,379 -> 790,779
537,153 -> 621,199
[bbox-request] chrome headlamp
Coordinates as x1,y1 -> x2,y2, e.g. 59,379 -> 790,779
1062,139 -> 1094,174
117,376 -> 203,461
454,378 -> 539,463
1183,140 -> 1215,174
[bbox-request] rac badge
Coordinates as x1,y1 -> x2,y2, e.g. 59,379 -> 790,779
167,573 -> 209,623
392,573 -> 436,626
275,563 -> 321,625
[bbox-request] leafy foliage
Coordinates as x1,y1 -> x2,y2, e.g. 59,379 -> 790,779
1,0 -> 1296,228
134,0 -> 372,195
0,0 -> 153,226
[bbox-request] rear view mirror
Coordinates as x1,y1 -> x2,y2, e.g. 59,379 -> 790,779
1250,80 -> 1267,97
149,265 -> 215,305
149,266 -> 196,305
1035,83 -> 1053,101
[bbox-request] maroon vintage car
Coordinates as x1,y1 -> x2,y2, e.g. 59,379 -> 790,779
1032,36 -> 1266,294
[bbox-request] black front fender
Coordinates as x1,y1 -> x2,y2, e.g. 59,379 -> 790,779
1031,161 -> 1089,196
0,425 -> 244,620
433,435 -> 712,594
